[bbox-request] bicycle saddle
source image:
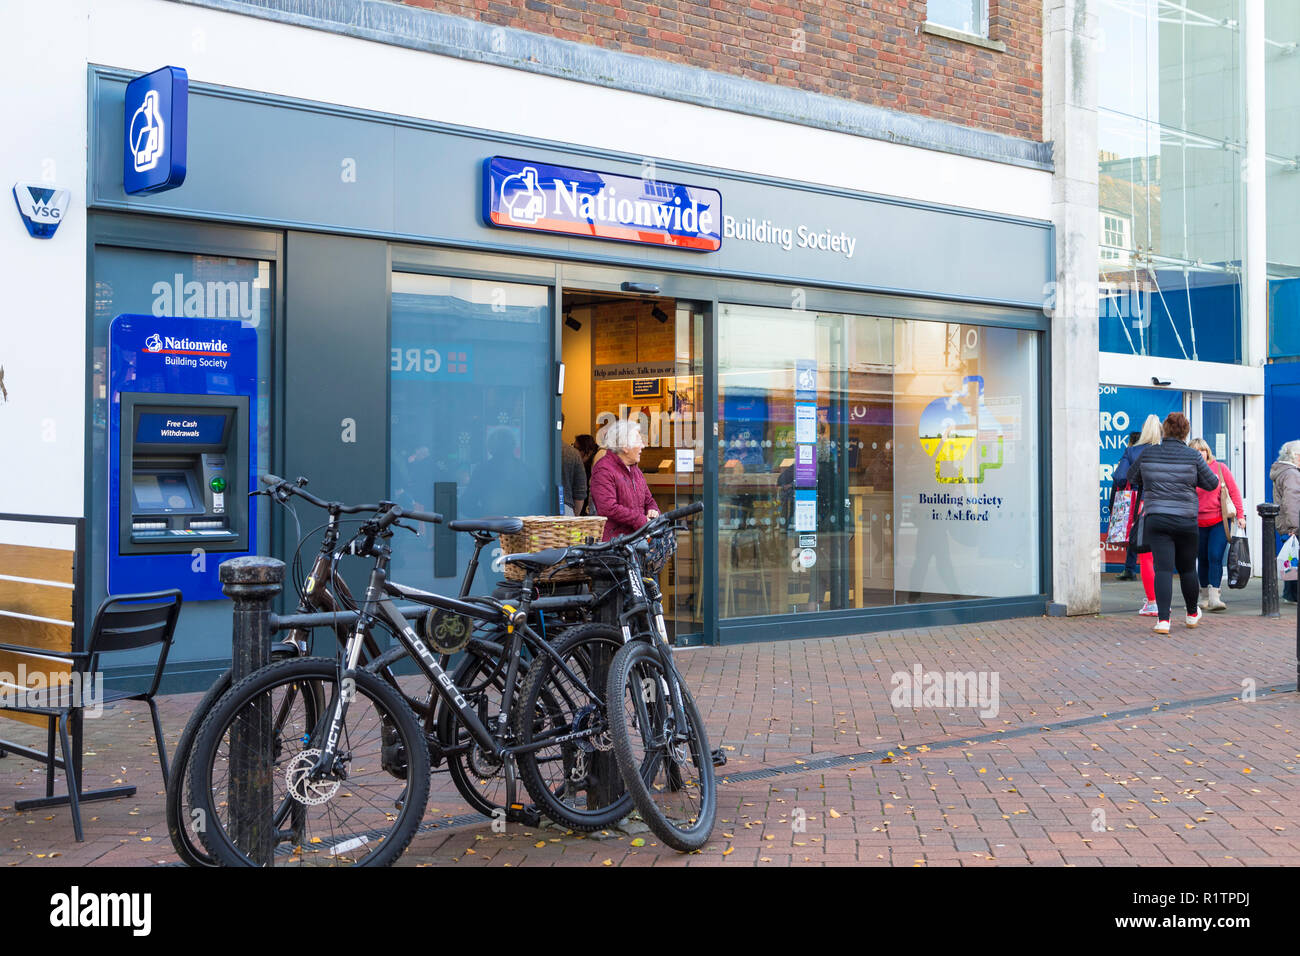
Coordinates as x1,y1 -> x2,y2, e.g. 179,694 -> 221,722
447,517 -> 524,535
502,548 -> 570,571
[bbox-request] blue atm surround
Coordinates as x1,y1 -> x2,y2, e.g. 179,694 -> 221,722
108,315 -> 257,600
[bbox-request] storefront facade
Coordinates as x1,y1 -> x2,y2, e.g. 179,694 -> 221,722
4,0 -> 1055,686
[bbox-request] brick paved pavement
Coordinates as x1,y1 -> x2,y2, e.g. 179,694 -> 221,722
0,607 -> 1296,866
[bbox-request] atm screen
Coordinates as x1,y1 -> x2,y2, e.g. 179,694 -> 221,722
132,473 -> 197,513
136,413 -> 228,445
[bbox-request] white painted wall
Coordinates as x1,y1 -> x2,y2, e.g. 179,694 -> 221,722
0,0 -> 1051,541
0,2 -> 92,538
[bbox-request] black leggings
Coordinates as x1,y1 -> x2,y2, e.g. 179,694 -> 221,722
1144,514 -> 1199,621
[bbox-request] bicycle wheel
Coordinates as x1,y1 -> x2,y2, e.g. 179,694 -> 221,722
439,636 -> 517,818
514,623 -> 632,831
187,657 -> 429,867
607,640 -> 716,852
166,649 -> 300,867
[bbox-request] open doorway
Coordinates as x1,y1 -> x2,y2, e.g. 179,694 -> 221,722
560,290 -> 704,642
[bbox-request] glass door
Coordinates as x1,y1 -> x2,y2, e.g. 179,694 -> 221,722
389,272 -> 553,593
1201,397 -> 1233,473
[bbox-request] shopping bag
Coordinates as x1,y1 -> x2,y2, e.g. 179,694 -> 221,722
1106,489 -> 1135,545
1226,530 -> 1251,589
1277,534 -> 1299,583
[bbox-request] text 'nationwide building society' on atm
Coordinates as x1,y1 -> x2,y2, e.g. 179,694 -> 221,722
108,315 -> 257,600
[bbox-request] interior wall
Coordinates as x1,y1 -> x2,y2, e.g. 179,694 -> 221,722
561,305 -> 592,446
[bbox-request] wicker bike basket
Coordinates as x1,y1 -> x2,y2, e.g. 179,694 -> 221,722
498,515 -> 607,582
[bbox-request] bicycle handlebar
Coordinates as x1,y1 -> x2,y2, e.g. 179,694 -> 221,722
260,475 -> 441,524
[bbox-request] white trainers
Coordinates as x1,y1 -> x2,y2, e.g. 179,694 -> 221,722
1138,600 -> 1159,616
1153,620 -> 1171,634
1186,607 -> 1203,628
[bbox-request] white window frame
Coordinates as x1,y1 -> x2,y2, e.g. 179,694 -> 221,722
927,0 -> 990,39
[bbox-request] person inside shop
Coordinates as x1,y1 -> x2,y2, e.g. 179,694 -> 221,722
561,429 -> 588,517
463,426 -> 541,519
590,419 -> 658,541
1270,439 -> 1300,604
574,434 -> 600,514
1127,412 -> 1219,633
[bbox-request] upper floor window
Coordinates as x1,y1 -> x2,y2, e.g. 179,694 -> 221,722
927,0 -> 989,38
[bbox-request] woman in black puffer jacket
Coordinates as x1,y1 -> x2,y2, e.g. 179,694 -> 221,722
1128,412 -> 1219,633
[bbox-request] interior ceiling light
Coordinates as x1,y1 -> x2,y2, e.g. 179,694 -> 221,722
651,305 -> 669,324
564,308 -> 581,332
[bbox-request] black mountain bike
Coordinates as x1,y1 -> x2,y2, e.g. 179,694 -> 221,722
186,488 -> 627,866
498,502 -> 717,851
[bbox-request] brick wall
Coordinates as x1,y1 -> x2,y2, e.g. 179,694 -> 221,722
404,0 -> 1042,141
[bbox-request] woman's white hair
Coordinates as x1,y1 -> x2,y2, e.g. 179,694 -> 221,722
603,418 -> 643,452
1280,439 -> 1300,463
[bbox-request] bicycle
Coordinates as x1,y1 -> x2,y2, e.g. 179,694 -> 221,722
186,487 -> 627,865
500,502 -> 717,851
168,475 -> 591,864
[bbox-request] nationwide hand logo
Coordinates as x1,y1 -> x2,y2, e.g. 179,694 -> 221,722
917,376 -> 1004,485
483,156 -> 722,252
130,90 -> 166,173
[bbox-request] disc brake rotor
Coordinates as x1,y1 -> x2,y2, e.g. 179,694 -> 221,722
286,748 -> 342,805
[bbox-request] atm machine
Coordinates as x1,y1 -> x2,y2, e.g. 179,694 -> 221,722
108,314 -> 258,600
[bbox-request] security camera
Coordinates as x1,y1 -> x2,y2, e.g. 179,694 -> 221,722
1151,376 -> 1172,387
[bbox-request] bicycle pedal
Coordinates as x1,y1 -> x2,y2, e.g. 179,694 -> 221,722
710,747 -> 727,768
505,804 -> 541,827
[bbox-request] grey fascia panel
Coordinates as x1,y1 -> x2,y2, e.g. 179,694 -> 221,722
166,0 -> 1053,171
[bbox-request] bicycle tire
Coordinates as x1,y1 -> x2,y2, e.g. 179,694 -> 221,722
514,622 -> 632,831
165,648 -> 299,867
187,657 -> 429,867
606,640 -> 716,852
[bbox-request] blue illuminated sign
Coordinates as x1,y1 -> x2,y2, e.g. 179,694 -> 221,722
123,66 -> 188,195
136,413 -> 227,444
482,156 -> 722,252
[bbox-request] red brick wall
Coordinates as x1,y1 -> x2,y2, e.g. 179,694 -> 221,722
403,0 -> 1043,141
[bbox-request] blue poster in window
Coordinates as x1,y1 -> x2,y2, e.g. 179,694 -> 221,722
795,360 -> 817,401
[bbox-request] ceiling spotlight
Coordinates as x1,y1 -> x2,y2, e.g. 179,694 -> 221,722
651,305 -> 669,324
564,309 -> 582,332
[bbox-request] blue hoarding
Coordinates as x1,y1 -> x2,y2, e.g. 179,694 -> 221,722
1099,385 -> 1182,565
123,66 -> 188,195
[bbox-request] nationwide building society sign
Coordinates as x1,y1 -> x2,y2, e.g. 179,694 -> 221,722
482,156 -> 722,251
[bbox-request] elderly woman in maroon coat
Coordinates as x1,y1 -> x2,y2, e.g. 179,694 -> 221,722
590,419 -> 659,541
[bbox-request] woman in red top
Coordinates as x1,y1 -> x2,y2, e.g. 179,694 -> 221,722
1189,438 -> 1244,611
589,420 -> 659,541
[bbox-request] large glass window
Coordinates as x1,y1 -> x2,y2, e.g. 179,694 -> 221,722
1266,0 -> 1300,357
717,304 -> 1039,618
388,273 -> 552,592
1098,0 -> 1244,364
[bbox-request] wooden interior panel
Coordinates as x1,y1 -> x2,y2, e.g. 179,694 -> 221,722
0,544 -> 75,586
0,579 -> 73,622
0,616 -> 73,653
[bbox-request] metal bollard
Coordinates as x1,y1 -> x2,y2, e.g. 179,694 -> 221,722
1257,504 -> 1280,619
220,556 -> 285,866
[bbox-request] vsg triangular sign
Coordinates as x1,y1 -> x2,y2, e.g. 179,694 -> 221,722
12,182 -> 71,239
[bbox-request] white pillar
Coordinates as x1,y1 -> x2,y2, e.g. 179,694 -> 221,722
1243,0 -> 1267,559
1044,0 -> 1100,614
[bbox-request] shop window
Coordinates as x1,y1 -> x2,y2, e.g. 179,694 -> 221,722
388,273 -> 552,592
717,305 -> 1040,618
